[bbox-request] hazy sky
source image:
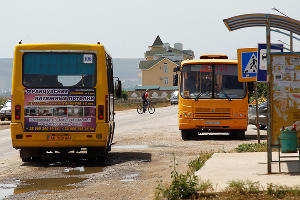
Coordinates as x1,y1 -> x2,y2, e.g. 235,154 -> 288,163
1,0 -> 300,59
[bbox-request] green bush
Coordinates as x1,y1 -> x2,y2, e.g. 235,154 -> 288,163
155,153 -> 213,200
121,90 -> 128,100
155,152 -> 300,200
226,180 -> 261,194
235,143 -> 267,153
248,82 -> 267,103
266,183 -> 300,199
156,171 -> 200,200
188,152 -> 213,173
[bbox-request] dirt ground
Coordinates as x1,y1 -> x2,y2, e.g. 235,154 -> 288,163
0,106 -> 266,200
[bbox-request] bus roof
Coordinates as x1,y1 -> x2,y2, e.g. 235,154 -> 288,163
181,59 -> 237,66
14,43 -> 111,57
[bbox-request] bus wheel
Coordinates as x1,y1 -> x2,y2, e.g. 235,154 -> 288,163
181,130 -> 197,140
239,130 -> 246,140
87,147 -> 108,162
229,130 -> 245,140
31,156 -> 41,162
97,149 -> 108,162
22,157 -> 31,162
20,148 -> 41,162
87,148 -> 98,162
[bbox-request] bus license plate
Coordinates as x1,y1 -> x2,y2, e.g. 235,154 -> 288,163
205,121 -> 220,125
48,134 -> 71,141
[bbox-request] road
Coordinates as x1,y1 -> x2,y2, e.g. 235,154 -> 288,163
0,105 -> 266,200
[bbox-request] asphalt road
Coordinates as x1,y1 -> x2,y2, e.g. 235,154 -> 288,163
0,129 -> 14,158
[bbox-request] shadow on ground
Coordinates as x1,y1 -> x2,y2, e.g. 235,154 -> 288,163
186,133 -> 267,141
21,151 -> 152,168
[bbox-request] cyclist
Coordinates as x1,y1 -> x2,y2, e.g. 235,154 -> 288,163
142,89 -> 151,113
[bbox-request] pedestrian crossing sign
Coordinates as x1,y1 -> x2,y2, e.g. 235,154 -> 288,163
237,48 -> 257,82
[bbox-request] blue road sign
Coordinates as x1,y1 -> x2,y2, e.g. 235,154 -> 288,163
257,43 -> 283,82
241,51 -> 258,78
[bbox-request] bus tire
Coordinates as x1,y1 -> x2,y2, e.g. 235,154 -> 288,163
31,156 -> 41,162
230,130 -> 245,140
87,148 -> 98,162
22,157 -> 31,162
181,130 -> 197,140
88,147 -> 108,162
97,149 -> 108,162
181,130 -> 188,140
20,148 -> 42,162
237,130 -> 246,140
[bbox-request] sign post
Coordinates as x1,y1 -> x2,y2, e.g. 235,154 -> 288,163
237,48 -> 258,82
237,48 -> 262,144
257,43 -> 283,82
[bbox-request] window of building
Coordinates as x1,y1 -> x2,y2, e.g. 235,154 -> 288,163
164,64 -> 168,73
164,78 -> 168,85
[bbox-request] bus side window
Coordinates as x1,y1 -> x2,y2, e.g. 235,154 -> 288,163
106,55 -> 114,94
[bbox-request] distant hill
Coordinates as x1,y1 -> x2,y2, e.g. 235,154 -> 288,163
112,58 -> 142,88
0,58 -> 13,96
0,58 -> 142,96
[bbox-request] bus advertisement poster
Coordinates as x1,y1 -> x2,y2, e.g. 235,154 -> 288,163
24,88 -> 96,132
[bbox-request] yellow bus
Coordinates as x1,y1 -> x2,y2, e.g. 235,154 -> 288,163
11,43 -> 122,162
174,55 -> 248,140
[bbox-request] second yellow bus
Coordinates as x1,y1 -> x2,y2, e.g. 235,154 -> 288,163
174,55 -> 248,140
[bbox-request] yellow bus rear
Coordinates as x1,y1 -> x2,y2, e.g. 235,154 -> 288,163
176,55 -> 248,140
11,43 -> 121,162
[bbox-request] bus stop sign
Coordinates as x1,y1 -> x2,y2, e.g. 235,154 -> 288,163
257,43 -> 283,82
237,48 -> 258,82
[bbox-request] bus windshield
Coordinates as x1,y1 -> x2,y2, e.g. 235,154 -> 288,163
23,53 -> 97,88
180,64 -> 245,99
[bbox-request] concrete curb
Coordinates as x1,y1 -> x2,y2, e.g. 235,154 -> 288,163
195,152 -> 300,191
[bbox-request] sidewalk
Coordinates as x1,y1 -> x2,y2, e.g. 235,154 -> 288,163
195,152 -> 300,191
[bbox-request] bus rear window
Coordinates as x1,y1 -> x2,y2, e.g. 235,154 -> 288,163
23,53 -> 97,88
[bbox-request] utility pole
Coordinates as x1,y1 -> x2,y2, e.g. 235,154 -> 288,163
266,15 -> 272,174
272,8 -> 293,52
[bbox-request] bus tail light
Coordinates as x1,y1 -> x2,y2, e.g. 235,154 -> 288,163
105,95 -> 108,123
98,105 -> 104,120
15,105 -> 21,120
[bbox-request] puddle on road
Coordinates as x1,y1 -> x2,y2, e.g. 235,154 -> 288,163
0,183 -> 17,199
13,177 -> 87,195
63,166 -> 103,175
120,173 -> 139,182
112,144 -> 167,150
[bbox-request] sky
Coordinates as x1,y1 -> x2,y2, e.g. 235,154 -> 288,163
1,0 -> 300,59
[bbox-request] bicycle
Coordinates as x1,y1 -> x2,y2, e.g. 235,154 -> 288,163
137,100 -> 155,114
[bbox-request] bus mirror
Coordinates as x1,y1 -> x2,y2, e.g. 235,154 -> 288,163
116,80 -> 122,98
173,74 -> 178,86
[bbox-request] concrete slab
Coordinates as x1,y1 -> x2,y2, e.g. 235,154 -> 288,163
195,152 -> 300,191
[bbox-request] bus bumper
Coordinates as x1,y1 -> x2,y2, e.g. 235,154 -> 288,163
179,118 -> 247,131
11,123 -> 109,148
